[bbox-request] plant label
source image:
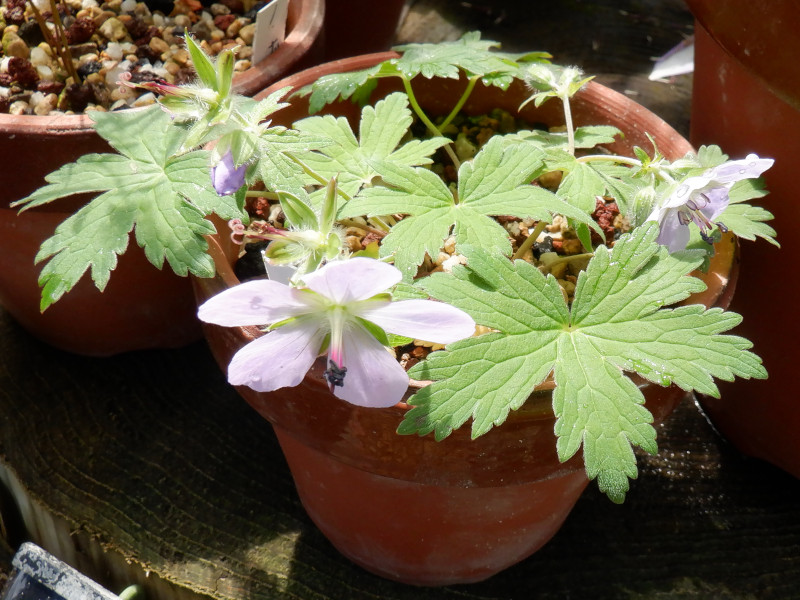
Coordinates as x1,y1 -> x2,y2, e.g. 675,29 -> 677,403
252,0 -> 289,65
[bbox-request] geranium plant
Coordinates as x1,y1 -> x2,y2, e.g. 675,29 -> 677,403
15,33 -> 777,503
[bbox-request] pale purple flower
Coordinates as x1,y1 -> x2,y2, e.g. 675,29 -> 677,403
647,154 -> 773,251
211,151 -> 247,196
197,258 -> 476,408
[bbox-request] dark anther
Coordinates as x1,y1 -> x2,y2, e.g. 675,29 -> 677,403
324,361 -> 348,388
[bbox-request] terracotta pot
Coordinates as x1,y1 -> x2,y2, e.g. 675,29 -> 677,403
322,0 -> 406,60
686,1 -> 800,478
192,55 -> 738,585
0,0 -> 324,355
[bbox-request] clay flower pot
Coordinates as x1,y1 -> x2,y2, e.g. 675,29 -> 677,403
191,54 -> 739,585
0,0 -> 324,356
322,0 -> 407,60
685,0 -> 800,478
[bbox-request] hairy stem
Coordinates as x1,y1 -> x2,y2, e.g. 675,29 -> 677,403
577,154 -> 677,184
561,91 -> 576,156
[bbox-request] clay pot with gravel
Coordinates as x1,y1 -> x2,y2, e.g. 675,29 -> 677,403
0,0 -> 323,355
190,43 -> 769,585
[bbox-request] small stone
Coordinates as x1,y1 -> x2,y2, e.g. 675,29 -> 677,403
33,92 -> 58,115
148,36 -> 170,55
170,48 -> 190,65
94,10 -> 118,27
35,64 -> 54,81
173,14 -> 192,28
110,85 -> 134,102
84,72 -> 104,85
213,14 -> 236,32
120,0 -> 136,11
66,16 -> 97,44
29,46 -> 51,67
105,41 -> 124,60
191,18 -> 215,41
238,22 -> 255,45
9,100 -> 29,115
234,59 -> 250,72
163,60 -> 181,75
3,33 -> 30,59
225,17 -> 246,38
131,91 -> 156,106
210,2 -> 230,15
99,17 -> 130,41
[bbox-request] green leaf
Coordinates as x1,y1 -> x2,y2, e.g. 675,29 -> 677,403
13,107 -> 231,308
278,190 -> 318,229
718,179 -> 778,246
508,125 -> 620,151
300,63 -> 385,114
340,135 -> 599,280
295,92 -> 449,199
400,222 -> 766,502
393,31 -> 516,82
185,33 -> 217,89
718,203 -> 779,246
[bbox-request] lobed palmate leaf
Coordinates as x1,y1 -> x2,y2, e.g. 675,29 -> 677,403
400,221 -> 766,502
12,106 -> 244,310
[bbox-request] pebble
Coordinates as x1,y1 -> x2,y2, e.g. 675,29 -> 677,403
148,36 -> 170,56
1,0 -> 265,115
29,46 -> 50,67
105,42 -> 124,61
3,33 -> 30,59
99,17 -> 129,42
35,65 -> 54,81
9,100 -> 29,115
239,23 -> 255,46
32,92 -> 58,115
132,91 -> 156,107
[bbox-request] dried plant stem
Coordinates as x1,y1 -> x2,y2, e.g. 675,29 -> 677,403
28,0 -> 81,84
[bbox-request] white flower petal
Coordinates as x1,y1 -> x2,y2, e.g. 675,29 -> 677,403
198,279 -> 312,327
228,320 -> 325,392
333,324 -> 409,408
361,299 -> 476,344
709,155 -> 773,183
656,209 -> 691,252
303,258 -> 402,304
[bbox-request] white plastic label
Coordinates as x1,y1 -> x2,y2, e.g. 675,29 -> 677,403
251,0 -> 289,65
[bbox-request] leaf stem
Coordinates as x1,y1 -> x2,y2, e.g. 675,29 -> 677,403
339,218 -> 388,238
400,76 -> 461,171
577,154 -> 677,184
286,152 -> 352,202
512,220 -> 549,260
245,190 -> 280,200
439,75 -> 479,131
